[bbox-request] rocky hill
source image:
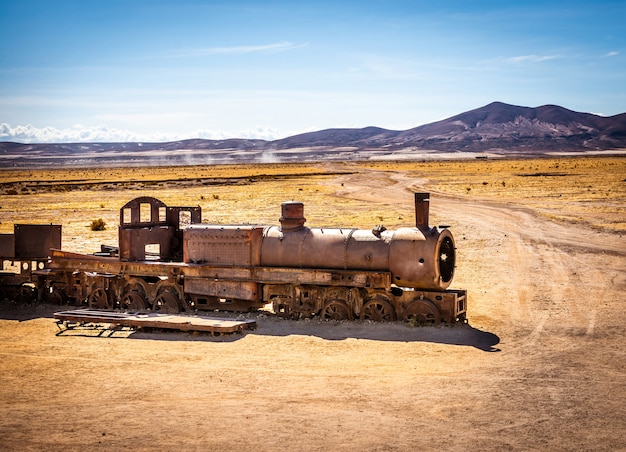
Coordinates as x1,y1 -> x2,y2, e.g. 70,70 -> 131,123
271,102 -> 626,152
2,102 -> 625,166
390,102 -> 626,151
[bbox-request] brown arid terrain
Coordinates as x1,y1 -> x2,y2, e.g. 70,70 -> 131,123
0,155 -> 625,451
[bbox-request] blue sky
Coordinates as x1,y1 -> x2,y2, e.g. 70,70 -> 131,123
1,0 -> 624,143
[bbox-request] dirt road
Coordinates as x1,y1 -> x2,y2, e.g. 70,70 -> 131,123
1,168 -> 625,451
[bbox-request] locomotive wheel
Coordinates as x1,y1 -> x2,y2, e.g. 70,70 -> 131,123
154,291 -> 180,314
321,300 -> 352,321
361,298 -> 396,322
47,288 -> 66,305
403,299 -> 441,325
88,288 -> 111,310
121,291 -> 148,312
124,279 -> 149,300
15,285 -> 36,305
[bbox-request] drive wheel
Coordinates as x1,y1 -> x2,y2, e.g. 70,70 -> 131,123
88,288 -> 111,310
47,288 -> 66,305
15,284 -> 36,305
121,291 -> 148,312
321,300 -> 352,321
361,298 -> 395,322
154,291 -> 180,314
403,299 -> 441,325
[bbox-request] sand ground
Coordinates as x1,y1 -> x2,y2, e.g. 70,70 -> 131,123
1,161 -> 625,451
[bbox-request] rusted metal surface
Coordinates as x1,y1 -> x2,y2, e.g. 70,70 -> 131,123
54,309 -> 256,334
261,226 -> 388,270
119,226 -> 176,261
388,227 -> 456,289
119,196 -> 201,262
414,192 -> 430,230
0,225 -> 60,303
279,201 -> 306,231
184,278 -> 260,301
184,225 -> 264,265
47,248 -> 188,290
13,224 -> 61,259
0,233 -> 15,258
394,289 -> 467,324
260,225 -> 455,290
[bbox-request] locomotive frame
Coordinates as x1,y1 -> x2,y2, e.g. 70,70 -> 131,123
0,193 -> 467,325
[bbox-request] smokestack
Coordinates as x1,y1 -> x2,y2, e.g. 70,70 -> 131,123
414,193 -> 430,230
280,201 -> 306,231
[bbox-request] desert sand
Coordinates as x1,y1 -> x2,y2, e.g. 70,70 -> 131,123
1,157 -> 625,451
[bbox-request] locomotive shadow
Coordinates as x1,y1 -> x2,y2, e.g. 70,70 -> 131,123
0,300 -> 58,321
250,318 -> 501,351
0,302 -> 500,350
122,317 -> 500,351
54,314 -> 500,350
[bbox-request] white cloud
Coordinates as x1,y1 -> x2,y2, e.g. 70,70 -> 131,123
0,123 -> 145,143
0,123 -> 286,143
605,51 -> 619,57
507,54 -> 559,63
166,41 -> 308,58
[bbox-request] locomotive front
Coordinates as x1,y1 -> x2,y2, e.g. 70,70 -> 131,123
386,225 -> 455,290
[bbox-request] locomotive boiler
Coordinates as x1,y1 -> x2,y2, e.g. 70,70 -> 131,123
0,193 -> 467,324
260,194 -> 455,291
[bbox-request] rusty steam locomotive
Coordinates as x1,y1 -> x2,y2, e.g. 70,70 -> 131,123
0,193 -> 466,324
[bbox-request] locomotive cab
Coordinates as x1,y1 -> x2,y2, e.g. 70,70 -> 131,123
119,197 -> 201,262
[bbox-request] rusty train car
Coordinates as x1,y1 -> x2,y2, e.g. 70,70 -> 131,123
0,193 -> 466,324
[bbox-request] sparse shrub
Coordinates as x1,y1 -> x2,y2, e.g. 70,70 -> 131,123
6,189 -> 18,195
100,203 -> 105,208
90,218 -> 106,231
212,194 -> 220,200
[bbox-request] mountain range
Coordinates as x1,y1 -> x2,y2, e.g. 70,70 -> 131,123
273,101 -> 626,151
2,101 -> 625,167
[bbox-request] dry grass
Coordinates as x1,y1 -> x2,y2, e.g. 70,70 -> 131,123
0,156 -> 624,254
0,163 -> 335,186
357,156 -> 626,231
0,164 -> 347,253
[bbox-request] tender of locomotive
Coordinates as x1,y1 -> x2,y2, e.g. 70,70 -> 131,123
0,193 -> 467,324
